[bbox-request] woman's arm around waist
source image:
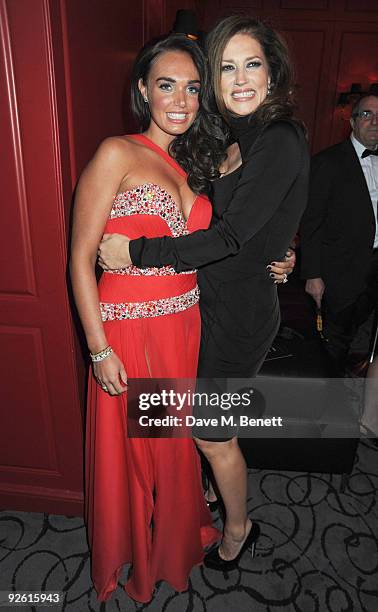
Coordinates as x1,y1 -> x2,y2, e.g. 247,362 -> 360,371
130,121 -> 308,271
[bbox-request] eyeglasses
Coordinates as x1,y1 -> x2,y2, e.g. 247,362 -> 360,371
353,110 -> 378,121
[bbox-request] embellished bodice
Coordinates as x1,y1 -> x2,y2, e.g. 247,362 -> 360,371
98,133 -> 212,321
105,182 -> 196,277
110,183 -> 190,235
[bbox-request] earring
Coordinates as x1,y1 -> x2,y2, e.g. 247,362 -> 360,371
143,95 -> 148,103
267,81 -> 272,96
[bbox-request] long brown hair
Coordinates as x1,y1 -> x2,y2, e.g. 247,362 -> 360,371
130,34 -> 226,193
206,15 -> 297,126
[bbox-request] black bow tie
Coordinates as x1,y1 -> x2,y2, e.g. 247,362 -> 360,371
361,148 -> 378,158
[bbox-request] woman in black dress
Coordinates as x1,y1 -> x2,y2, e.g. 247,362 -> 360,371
99,16 -> 309,570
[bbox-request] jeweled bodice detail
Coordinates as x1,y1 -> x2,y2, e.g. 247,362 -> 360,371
100,286 -> 199,321
106,183 -> 195,277
110,183 -> 189,236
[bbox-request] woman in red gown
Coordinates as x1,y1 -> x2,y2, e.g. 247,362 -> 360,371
70,35 -> 223,602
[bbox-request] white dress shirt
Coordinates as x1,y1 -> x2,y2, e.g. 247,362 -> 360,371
351,134 -> 378,248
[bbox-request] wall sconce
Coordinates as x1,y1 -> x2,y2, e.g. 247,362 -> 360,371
173,10 -> 199,40
338,82 -> 378,106
172,9 -> 207,47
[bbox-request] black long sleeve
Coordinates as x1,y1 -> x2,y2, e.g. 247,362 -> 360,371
130,121 -> 304,272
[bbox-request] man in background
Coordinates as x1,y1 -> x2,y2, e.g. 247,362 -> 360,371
300,94 -> 378,373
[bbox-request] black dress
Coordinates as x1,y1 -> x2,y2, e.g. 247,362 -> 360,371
130,115 -> 310,378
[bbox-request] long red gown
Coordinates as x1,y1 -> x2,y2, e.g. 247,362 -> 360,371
85,134 -> 220,603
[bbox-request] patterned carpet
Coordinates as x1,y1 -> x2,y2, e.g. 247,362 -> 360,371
0,439 -> 377,612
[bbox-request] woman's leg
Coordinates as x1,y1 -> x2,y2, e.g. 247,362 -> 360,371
195,437 -> 251,560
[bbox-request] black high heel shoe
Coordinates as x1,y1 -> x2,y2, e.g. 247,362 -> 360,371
204,521 -> 260,571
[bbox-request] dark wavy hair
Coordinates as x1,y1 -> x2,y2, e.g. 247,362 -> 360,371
130,34 -> 226,194
206,15 -> 299,127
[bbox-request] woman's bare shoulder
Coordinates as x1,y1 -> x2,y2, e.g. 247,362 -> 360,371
86,135 -> 144,184
94,135 -> 139,162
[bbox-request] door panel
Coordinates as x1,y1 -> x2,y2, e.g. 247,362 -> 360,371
0,0 -> 83,515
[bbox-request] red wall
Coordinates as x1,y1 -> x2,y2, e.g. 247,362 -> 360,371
61,0 -> 144,183
0,0 -> 84,515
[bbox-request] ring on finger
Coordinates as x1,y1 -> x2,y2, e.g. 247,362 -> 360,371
283,273 -> 288,284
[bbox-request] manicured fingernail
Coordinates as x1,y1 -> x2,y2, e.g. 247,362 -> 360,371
274,280 -> 278,284
269,273 -> 275,278
266,265 -> 272,270
271,262 -> 277,266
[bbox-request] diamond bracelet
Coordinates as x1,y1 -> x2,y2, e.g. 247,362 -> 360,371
90,345 -> 113,362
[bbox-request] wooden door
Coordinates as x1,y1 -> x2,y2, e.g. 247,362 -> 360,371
0,0 -> 84,515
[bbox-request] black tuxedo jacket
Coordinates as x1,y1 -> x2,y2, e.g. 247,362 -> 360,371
300,138 -> 376,313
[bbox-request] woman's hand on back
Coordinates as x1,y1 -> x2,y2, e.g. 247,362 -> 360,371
267,248 -> 296,283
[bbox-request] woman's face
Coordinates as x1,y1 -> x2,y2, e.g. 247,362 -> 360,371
220,33 -> 270,116
139,50 -> 201,140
